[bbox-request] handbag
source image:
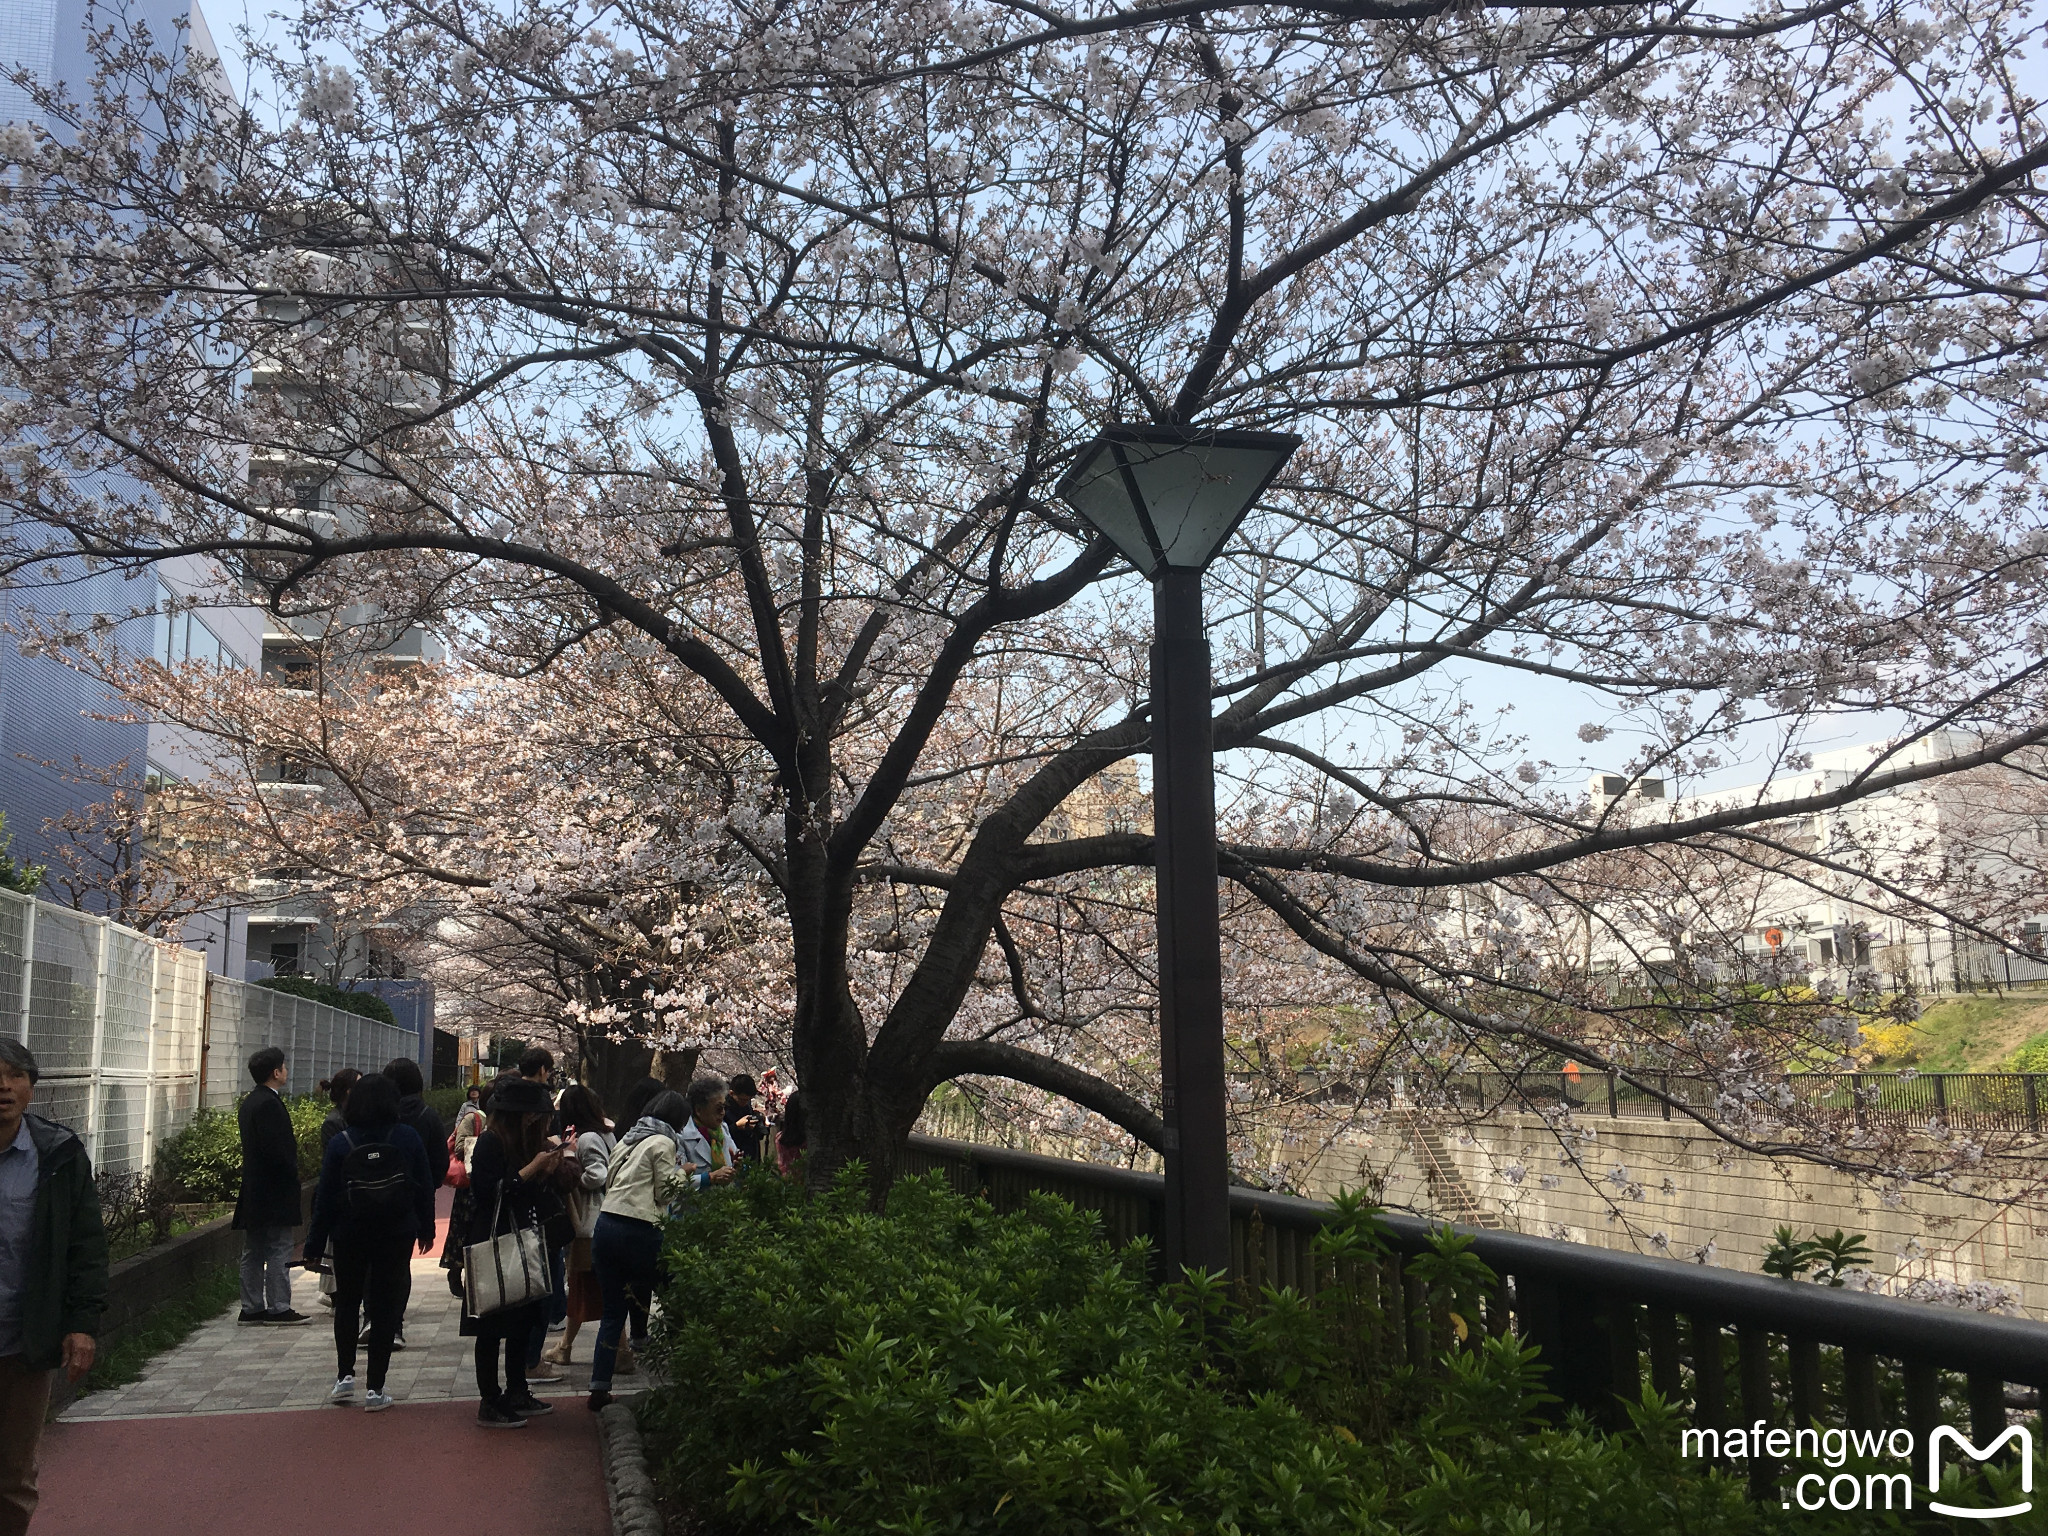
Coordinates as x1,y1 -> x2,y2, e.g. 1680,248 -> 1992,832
462,1182 -> 551,1318
532,1182 -> 574,1251
446,1136 -> 469,1190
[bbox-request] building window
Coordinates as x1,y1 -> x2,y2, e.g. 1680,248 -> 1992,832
268,938 -> 302,975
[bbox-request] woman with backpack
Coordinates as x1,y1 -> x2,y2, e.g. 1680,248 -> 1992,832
463,1075 -> 566,1428
585,1087 -> 702,1411
302,1072 -> 435,1412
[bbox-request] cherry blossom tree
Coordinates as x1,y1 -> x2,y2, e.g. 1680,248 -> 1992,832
1,0 -> 2046,1198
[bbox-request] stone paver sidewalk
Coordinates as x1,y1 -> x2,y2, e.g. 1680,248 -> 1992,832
62,1192 -> 616,1419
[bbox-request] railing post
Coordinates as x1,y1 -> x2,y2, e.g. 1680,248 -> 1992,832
1607,1070 -> 1618,1117
1605,1298 -> 1641,1422
87,915 -> 110,1169
1843,1347 -> 1882,1432
1852,1072 -> 1866,1130
1691,1316 -> 1728,1444
2028,1076 -> 2040,1135
1789,1336 -> 1822,1427
14,896 -> 33,1047
1737,1326 -> 1776,1500
1934,1074 -> 1949,1121
1661,1071 -> 1671,1121
141,942 -> 160,1170
1969,1371 -> 2009,1448
1647,1305 -> 1681,1401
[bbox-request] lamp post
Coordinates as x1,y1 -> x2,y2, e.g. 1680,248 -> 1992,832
1057,424 -> 1302,1279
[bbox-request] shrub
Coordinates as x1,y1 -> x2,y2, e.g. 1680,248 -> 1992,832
153,1094 -> 328,1201
641,1170 -> 1886,1535
253,975 -> 398,1026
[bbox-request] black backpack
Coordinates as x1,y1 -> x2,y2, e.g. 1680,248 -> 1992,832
340,1133 -> 413,1232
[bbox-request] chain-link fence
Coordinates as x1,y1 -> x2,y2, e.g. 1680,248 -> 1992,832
0,888 -> 415,1174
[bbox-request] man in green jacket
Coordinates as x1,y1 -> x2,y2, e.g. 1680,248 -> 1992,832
0,1039 -> 107,1536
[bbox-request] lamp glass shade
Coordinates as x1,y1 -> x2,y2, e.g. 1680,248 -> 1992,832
1056,425 -> 1303,578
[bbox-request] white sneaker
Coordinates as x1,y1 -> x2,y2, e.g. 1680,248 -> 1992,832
364,1390 -> 394,1413
329,1375 -> 355,1403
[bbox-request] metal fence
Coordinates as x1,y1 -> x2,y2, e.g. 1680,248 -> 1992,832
0,888 -> 415,1175
908,1134 -> 2048,1494
1423,1070 -> 2048,1133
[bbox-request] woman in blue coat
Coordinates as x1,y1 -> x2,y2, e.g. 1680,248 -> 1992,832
302,1072 -> 434,1412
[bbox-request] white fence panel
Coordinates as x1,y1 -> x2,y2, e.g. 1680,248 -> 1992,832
0,889 -> 422,1172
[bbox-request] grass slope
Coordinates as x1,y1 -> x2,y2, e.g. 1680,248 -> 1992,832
1870,989 -> 2048,1071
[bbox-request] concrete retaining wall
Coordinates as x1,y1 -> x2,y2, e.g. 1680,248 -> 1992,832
1296,1117 -> 2048,1316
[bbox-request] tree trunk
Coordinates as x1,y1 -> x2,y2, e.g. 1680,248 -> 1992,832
579,1032 -> 655,1121
656,1047 -> 702,1089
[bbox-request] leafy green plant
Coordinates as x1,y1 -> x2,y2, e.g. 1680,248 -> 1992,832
0,812 -> 41,895
1761,1227 -> 1871,1286
153,1094 -> 328,1201
638,1168 -> 1884,1535
1762,1225 -> 1815,1280
1805,1230 -> 1873,1286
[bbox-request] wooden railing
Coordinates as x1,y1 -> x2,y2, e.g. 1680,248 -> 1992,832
906,1134 -> 2048,1495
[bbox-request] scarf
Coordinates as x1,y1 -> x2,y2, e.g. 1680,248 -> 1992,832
618,1114 -> 684,1155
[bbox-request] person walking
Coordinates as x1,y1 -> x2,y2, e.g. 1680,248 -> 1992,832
541,1086 -> 613,1371
723,1074 -> 765,1165
462,1076 -> 564,1428
586,1088 -> 698,1412
301,1073 -> 434,1412
311,1069 -> 361,1311
0,1040 -> 106,1536
233,1047 -> 308,1326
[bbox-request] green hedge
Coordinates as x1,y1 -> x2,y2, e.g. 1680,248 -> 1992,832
254,975 -> 398,1027
152,1094 -> 328,1202
641,1170 -> 1965,1535
426,1084 -> 470,1123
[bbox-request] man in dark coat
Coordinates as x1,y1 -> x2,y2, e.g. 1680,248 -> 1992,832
233,1046 -> 308,1325
0,1038 -> 107,1536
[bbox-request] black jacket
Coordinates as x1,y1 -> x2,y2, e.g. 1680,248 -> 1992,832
232,1084 -> 303,1230
19,1115 -> 108,1371
397,1094 -> 447,1190
301,1122 -> 435,1266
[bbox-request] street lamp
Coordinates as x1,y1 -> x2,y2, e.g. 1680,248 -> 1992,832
1057,423 -> 1302,1280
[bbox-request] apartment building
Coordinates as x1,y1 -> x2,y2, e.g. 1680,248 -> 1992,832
1583,731 -> 2048,995
0,0 -> 438,1044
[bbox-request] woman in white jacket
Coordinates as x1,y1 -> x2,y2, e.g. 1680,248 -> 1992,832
541,1085 -> 615,1370
586,1087 -> 702,1409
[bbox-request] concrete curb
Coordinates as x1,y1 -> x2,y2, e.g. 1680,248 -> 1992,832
599,1397 -> 665,1536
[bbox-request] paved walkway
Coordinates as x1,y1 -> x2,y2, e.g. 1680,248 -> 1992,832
34,1190 -> 617,1535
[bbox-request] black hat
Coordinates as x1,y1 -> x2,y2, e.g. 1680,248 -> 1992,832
488,1077 -> 553,1117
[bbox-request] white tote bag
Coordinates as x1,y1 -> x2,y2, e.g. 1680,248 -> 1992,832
463,1184 -> 551,1317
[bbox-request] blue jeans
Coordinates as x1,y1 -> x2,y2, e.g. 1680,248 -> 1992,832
239,1227 -> 295,1313
590,1213 -> 661,1392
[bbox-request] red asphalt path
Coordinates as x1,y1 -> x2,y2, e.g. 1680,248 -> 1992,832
34,1398 -> 608,1536
34,1188 -> 611,1536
